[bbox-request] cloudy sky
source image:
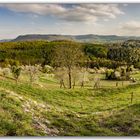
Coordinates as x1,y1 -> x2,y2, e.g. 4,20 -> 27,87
0,3 -> 140,39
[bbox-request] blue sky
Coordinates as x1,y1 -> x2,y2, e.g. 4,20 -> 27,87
0,3 -> 140,39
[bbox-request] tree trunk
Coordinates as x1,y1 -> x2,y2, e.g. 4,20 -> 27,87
73,80 -> 75,89
81,81 -> 84,88
131,92 -> 134,104
16,78 -> 18,84
60,79 -> 66,88
68,68 -> 72,89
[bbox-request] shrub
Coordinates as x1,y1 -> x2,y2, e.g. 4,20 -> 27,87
42,65 -> 54,73
105,69 -> 114,80
2,68 -> 11,77
106,66 -> 131,81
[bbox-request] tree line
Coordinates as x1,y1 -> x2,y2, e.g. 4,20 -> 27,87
1,40 -> 140,69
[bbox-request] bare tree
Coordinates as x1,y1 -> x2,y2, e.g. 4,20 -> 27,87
54,67 -> 67,88
71,67 -> 81,89
79,67 -> 89,88
25,65 -> 39,84
93,77 -> 101,89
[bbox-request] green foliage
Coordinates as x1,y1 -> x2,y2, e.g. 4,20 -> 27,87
0,40 -> 86,66
84,43 -> 108,58
107,47 -> 140,66
1,40 -> 139,69
88,58 -> 125,69
105,69 -> 114,80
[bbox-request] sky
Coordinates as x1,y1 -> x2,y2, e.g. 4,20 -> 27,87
0,3 -> 140,39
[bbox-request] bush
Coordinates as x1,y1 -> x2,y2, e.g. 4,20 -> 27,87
42,65 -> 54,73
2,68 -> 11,77
106,66 -> 131,81
105,69 -> 114,80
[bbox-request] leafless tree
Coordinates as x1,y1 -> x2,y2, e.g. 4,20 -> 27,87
94,77 -> 101,89
54,67 -> 67,88
25,65 -> 40,84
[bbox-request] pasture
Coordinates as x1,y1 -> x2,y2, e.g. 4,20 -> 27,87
0,68 -> 140,136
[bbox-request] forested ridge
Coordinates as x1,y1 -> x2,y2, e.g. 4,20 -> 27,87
0,40 -> 140,68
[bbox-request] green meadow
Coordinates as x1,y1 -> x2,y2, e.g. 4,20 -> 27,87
0,71 -> 140,136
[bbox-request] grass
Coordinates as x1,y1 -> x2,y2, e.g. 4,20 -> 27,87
0,72 -> 140,136
0,90 -> 43,136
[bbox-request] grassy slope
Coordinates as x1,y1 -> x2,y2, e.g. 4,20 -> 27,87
0,75 -> 140,136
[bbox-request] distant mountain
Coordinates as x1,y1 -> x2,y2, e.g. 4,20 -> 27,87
74,34 -> 129,42
75,34 -> 140,42
12,34 -> 75,42
1,34 -> 140,43
0,39 -> 12,42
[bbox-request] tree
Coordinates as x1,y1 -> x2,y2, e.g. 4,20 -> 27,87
93,77 -> 101,89
11,65 -> 21,83
84,43 -> 108,58
25,65 -> 39,84
79,67 -> 89,88
53,42 -> 85,89
41,46 -> 54,66
54,67 -> 67,88
10,60 -> 21,83
107,47 -> 140,67
71,67 -> 80,89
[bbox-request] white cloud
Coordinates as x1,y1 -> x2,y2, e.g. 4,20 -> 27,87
123,3 -> 128,7
117,21 -> 140,36
0,4 -> 124,22
120,21 -> 140,30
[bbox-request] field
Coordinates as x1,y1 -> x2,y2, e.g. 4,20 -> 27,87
0,71 -> 140,136
1,2 -> 140,137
